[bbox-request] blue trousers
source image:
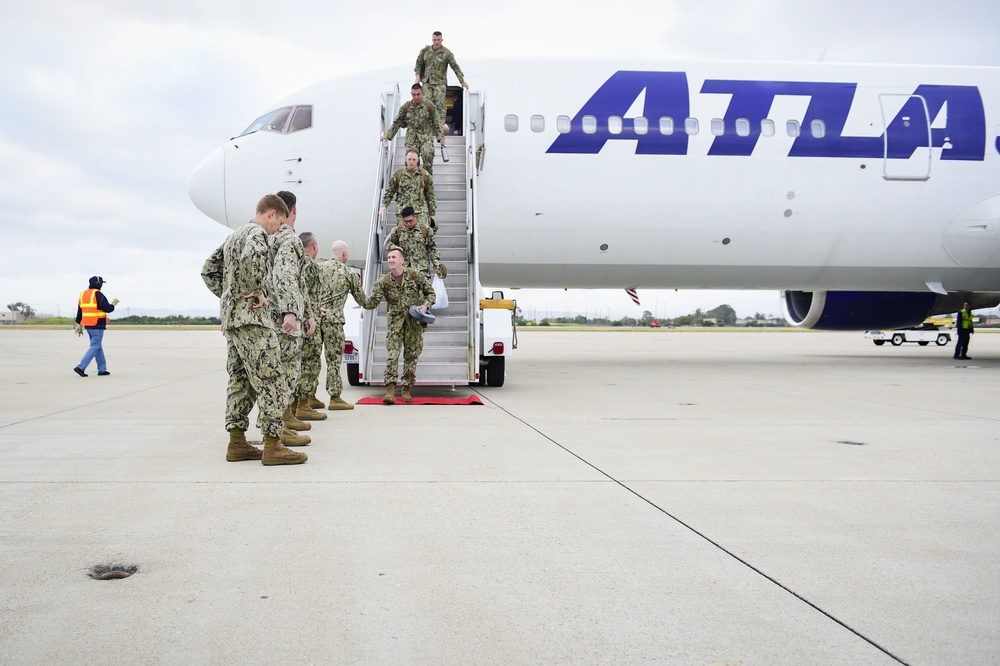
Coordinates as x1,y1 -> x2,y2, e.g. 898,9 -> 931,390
78,328 -> 107,372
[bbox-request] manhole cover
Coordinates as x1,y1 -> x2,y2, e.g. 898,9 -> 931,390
88,564 -> 139,580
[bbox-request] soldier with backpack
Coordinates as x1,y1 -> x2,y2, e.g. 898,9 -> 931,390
381,149 -> 437,230
381,84 -> 445,174
386,205 -> 442,276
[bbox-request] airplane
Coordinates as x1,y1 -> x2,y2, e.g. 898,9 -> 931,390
188,58 -> 1000,332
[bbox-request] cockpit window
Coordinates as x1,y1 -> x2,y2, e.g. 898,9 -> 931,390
238,105 -> 313,137
265,107 -> 292,133
288,106 -> 312,133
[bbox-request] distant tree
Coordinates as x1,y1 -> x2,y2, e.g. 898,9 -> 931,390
706,304 -> 737,326
6,302 -> 35,319
640,310 -> 653,325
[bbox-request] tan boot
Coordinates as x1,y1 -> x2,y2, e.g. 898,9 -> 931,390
401,385 -> 412,403
283,401 -> 311,431
383,383 -> 396,405
295,395 -> 328,421
262,434 -> 307,466
280,426 -> 311,447
327,395 -> 354,411
307,395 -> 325,409
225,429 -> 262,462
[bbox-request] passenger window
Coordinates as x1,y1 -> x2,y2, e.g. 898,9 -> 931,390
760,119 -> 775,137
735,118 -> 750,137
685,117 -> 699,135
504,114 -> 519,132
265,107 -> 292,133
288,106 -> 313,133
633,117 -> 649,135
659,117 -> 674,135
786,120 -> 800,137
556,115 -> 571,133
608,116 -> 623,135
810,119 -> 826,138
530,115 -> 545,132
710,118 -> 724,136
582,115 -> 597,134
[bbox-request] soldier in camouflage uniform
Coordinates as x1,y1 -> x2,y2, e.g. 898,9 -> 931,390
386,206 -> 441,276
381,84 -> 444,175
414,31 -> 469,129
295,231 -> 327,419
318,240 -> 367,410
271,191 -> 319,447
363,246 -> 436,404
381,149 -> 437,230
200,194 -> 307,466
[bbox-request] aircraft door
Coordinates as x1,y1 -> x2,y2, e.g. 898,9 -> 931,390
879,94 -> 931,181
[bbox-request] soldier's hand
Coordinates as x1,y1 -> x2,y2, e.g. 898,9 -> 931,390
320,307 -> 328,317
111,298 -> 120,306
461,81 -> 469,89
380,134 -> 387,142
439,138 -> 446,146
418,305 -> 428,314
244,292 -> 268,310
282,313 -> 297,335
305,317 -> 317,337
73,323 -> 84,336
379,206 -> 387,214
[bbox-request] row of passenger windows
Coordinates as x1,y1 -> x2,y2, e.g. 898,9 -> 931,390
504,114 -> 829,139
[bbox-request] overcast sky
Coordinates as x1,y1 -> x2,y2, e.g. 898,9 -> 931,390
2,0 -> 998,320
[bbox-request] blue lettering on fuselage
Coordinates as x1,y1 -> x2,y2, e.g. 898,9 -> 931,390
546,71 -> 986,161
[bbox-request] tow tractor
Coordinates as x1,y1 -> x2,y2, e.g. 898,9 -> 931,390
865,323 -> 952,347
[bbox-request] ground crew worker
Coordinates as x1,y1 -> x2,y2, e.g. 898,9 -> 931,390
271,191 -> 319,448
200,194 -> 307,466
414,31 -> 469,129
363,246 -> 435,404
318,240 -> 368,410
381,149 -> 437,230
954,301 -> 974,360
386,206 -> 441,275
73,276 -> 117,377
381,83 -> 444,175
295,231 -> 327,419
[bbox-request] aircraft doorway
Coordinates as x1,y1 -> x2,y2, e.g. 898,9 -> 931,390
879,93 -> 931,181
445,86 -> 464,135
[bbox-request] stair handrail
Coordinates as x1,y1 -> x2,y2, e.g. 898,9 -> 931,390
465,88 -> 482,381
361,84 -> 401,383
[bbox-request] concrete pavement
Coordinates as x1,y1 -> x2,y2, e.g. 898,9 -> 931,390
0,328 -> 997,665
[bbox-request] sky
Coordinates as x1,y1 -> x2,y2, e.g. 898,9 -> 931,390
2,0 -> 998,320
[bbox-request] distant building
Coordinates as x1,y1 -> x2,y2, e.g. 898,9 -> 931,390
0,312 -> 24,325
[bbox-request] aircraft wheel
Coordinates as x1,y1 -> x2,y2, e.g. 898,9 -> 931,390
873,340 -> 885,346
936,335 -> 950,346
486,357 -> 505,387
891,334 -> 904,346
347,363 -> 361,386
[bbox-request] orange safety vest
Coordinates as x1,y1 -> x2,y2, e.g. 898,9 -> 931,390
79,289 -> 107,327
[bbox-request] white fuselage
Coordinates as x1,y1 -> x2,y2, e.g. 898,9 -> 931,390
188,58 -> 1000,294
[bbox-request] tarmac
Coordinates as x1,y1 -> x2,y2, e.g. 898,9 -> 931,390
0,327 -> 998,665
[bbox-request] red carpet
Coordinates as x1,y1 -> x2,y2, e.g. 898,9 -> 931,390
357,395 -> 483,405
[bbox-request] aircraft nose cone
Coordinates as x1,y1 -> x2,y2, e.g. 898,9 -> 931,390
187,146 -> 227,225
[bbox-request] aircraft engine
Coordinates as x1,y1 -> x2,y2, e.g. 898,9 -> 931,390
781,290 -> 1000,330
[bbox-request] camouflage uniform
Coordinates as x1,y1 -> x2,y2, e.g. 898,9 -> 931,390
319,257 -> 367,398
201,222 -> 284,438
363,269 -> 435,387
385,100 -> 443,174
383,166 -> 437,227
296,256 -> 324,399
386,222 -> 441,274
269,225 -> 312,405
415,44 -> 466,124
